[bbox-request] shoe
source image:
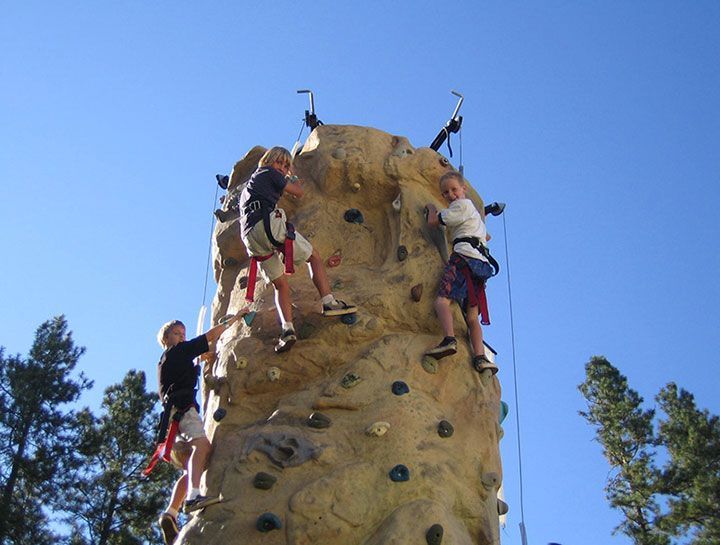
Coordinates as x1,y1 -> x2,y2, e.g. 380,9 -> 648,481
274,329 -> 296,353
472,355 -> 498,375
183,494 -> 222,513
322,299 -> 357,316
425,336 -> 457,359
158,513 -> 179,544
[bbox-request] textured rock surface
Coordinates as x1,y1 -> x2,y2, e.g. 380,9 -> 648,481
181,125 -> 504,545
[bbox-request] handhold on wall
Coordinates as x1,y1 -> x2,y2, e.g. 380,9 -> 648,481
213,408 -> 227,422
344,208 -> 364,224
499,401 -> 509,424
365,421 -> 390,437
256,512 -> 282,532
392,193 -> 402,212
351,182 -> 361,192
239,276 -> 248,289
267,367 -> 281,382
327,249 -> 342,268
397,245 -> 408,261
421,355 -> 439,374
391,381 -> 409,396
243,311 -> 257,326
253,472 -> 277,490
223,257 -> 239,267
497,499 -> 509,516
437,420 -> 454,438
341,313 -> 357,325
411,283 -> 423,302
341,372 -> 362,389
389,464 -> 410,482
481,472 -> 500,490
235,356 -> 248,370
332,279 -> 343,290
426,524 -> 444,545
306,412 -> 332,429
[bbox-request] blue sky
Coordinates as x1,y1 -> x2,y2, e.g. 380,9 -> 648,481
2,2 -> 719,544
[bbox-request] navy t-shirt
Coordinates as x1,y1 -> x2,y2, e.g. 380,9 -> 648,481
239,166 -> 288,237
157,334 -> 209,409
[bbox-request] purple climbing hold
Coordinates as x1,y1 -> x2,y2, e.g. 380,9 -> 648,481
212,408 -> 227,422
392,381 -> 410,396
426,524 -> 444,545
389,464 -> 410,482
256,512 -> 282,532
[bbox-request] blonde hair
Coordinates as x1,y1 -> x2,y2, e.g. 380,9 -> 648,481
439,171 -> 465,188
156,320 -> 185,348
258,146 -> 292,169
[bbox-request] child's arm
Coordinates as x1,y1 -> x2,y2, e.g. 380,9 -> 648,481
204,308 -> 249,343
283,175 -> 304,199
426,203 -> 440,227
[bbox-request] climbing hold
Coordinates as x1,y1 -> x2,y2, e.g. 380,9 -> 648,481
252,472 -> 277,490
497,499 -> 509,515
365,421 -> 390,437
223,257 -> 239,267
239,276 -> 248,289
256,512 -> 282,532
391,381 -> 409,396
332,148 -> 347,160
243,311 -> 256,326
332,279 -> 343,290
411,283 -> 423,302
421,355 -> 438,374
326,249 -> 342,268
298,322 -> 317,340
397,245 -> 408,261
213,408 -> 227,422
341,313 -> 357,325
437,420 -> 454,438
392,193 -> 402,212
499,401 -> 509,424
439,157 -> 449,167
267,367 -> 281,382
216,174 -> 229,189
389,464 -> 410,482
481,472 -> 500,490
351,182 -> 361,192
426,524 -> 444,545
343,208 -> 364,224
341,372 -> 362,389
307,412 -> 332,429
235,356 -> 248,370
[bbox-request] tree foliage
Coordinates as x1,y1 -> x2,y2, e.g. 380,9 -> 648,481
579,356 -> 720,545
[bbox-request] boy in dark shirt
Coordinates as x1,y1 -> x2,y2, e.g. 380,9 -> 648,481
155,313 -> 241,543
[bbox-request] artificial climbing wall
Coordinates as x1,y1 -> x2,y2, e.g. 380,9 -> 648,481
184,125 -> 505,545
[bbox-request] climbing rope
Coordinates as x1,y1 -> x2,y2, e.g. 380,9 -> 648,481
501,210 -> 528,545
199,182 -> 221,330
458,125 -> 464,175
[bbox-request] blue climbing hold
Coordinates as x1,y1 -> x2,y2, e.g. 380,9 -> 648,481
391,381 -> 409,396
344,208 -> 364,224
341,313 -> 357,325
499,401 -> 509,424
426,524 -> 444,545
389,464 -> 410,482
243,311 -> 256,326
213,408 -> 227,422
256,512 -> 282,532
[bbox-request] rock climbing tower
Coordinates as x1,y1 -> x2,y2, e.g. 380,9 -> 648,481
184,125 -> 505,545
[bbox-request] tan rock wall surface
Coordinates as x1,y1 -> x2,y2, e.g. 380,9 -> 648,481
182,125 -> 503,545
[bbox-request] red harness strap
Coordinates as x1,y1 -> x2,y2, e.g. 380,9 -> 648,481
142,413 -> 182,476
459,263 -> 491,326
245,253 -> 274,302
246,222 -> 297,302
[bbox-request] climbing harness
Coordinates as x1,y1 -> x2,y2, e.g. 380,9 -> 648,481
452,236 -> 500,277
143,395 -> 194,476
430,90 -> 464,158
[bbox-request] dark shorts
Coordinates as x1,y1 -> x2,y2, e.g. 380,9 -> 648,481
437,252 -> 493,306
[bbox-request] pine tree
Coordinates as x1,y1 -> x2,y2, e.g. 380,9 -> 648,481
62,370 -> 176,545
578,356 -> 669,545
0,316 -> 92,545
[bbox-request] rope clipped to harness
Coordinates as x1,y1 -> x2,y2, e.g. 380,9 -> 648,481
245,217 -> 297,302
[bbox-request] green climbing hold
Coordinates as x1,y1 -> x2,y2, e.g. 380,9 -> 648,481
341,372 -> 362,389
253,472 -> 277,490
256,512 -> 282,532
421,355 -> 438,374
307,412 -> 332,429
426,524 -> 444,545
499,401 -> 509,424
389,464 -> 410,482
212,408 -> 227,422
243,311 -> 256,326
437,420 -> 454,438
397,245 -> 408,261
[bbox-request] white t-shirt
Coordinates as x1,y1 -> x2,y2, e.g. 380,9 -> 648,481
438,198 -> 488,262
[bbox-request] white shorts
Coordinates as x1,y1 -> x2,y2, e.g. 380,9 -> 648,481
242,208 -> 313,282
176,407 -> 206,442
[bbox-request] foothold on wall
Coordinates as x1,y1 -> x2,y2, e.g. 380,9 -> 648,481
267,367 -> 281,382
341,313 -> 357,325
213,408 -> 227,422
239,276 -> 249,289
341,372 -> 362,389
306,412 -> 332,429
332,148 -> 346,160
426,524 -> 444,545
327,250 -> 342,268
253,472 -> 277,490
351,182 -> 361,192
497,499 -> 509,516
481,472 -> 500,490
235,356 -> 248,370
256,512 -> 282,532
389,464 -> 410,482
391,381 -> 409,396
243,311 -> 256,326
365,421 -> 390,437
392,193 -> 402,212
411,283 -> 423,302
437,420 -> 454,438
397,245 -> 408,261
332,279 -> 344,290
499,401 -> 509,424
223,257 -> 239,267
344,208 -> 364,224
421,355 -> 438,374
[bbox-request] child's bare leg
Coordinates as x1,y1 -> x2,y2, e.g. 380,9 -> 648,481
464,304 -> 484,357
272,275 -> 293,325
168,472 -> 188,512
434,296 -> 455,337
307,248 -> 331,298
188,436 -> 211,490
